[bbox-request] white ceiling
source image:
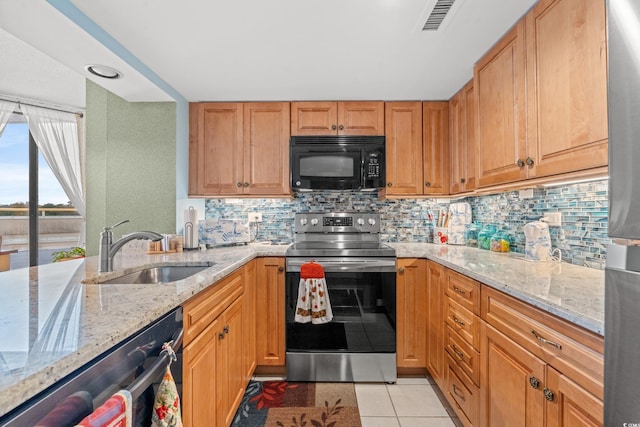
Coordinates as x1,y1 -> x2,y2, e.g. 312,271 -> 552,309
0,0 -> 538,105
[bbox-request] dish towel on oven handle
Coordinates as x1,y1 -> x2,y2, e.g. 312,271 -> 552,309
75,389 -> 132,427
295,261 -> 333,324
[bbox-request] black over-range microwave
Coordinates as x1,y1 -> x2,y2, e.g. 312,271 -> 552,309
290,135 -> 386,191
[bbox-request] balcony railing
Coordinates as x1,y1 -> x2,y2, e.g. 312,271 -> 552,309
0,207 -> 79,216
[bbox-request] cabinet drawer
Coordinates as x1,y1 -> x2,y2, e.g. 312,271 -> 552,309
446,353 -> 479,427
446,270 -> 480,315
182,268 -> 244,346
482,286 -> 604,400
445,325 -> 480,387
445,297 -> 480,349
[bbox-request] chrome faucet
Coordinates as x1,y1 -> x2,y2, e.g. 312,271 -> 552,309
98,220 -> 163,272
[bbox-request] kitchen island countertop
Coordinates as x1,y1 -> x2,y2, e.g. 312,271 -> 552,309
0,242 -> 603,418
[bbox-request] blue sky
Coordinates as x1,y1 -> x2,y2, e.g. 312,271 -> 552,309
0,121 -> 70,205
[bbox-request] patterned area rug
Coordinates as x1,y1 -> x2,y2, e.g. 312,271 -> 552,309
231,380 -> 362,427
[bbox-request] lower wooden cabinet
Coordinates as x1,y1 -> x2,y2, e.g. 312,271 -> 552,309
426,260 -> 447,387
242,260 -> 257,383
256,257 -> 286,366
182,268 -> 247,427
396,258 -> 427,368
546,366 -> 603,427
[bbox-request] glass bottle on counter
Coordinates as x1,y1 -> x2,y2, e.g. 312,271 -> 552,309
490,228 -> 512,253
478,224 -> 497,250
464,223 -> 481,247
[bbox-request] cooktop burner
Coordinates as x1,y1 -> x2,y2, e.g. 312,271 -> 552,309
286,212 -> 396,258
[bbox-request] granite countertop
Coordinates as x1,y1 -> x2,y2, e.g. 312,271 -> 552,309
0,242 -> 604,418
390,243 -> 604,336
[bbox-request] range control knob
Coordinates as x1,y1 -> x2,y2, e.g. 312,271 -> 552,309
357,218 -> 365,226
310,218 -> 319,226
368,218 -> 376,226
300,218 -> 308,226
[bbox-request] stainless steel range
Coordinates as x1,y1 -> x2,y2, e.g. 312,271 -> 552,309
285,212 -> 397,383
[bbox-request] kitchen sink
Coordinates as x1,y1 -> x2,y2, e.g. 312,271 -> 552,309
90,263 -> 215,285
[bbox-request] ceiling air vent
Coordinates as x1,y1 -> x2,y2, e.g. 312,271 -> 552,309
422,0 -> 457,31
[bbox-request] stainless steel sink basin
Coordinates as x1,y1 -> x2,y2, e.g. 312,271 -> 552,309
96,263 -> 214,284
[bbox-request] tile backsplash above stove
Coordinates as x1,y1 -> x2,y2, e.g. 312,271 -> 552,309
204,179 -> 610,270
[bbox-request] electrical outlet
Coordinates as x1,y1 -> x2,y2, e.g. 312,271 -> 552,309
247,212 -> 262,223
542,212 -> 562,226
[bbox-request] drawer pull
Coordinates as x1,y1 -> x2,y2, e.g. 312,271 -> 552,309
531,330 -> 562,350
452,384 -> 466,401
452,285 -> 466,296
543,387 -> 555,402
529,376 -> 540,389
452,315 -> 465,327
452,344 -> 465,360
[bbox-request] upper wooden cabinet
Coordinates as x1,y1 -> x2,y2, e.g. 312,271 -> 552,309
450,81 -> 477,195
423,102 -> 450,195
291,101 -> 384,136
189,102 -> 290,196
474,0 -> 608,188
525,0 -> 608,178
385,102 -> 423,195
475,21 -> 528,188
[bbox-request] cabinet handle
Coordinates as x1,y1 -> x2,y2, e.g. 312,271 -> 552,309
531,330 -> 562,350
517,158 -> 525,168
543,387 -> 555,402
236,182 -> 243,188
452,315 -> 465,327
278,266 -> 284,272
244,182 -> 250,187
452,285 -> 466,295
460,178 -> 466,184
425,181 -> 431,187
452,344 -> 464,360
223,325 -> 229,334
452,384 -> 466,401
218,331 -> 225,340
398,267 -> 405,273
525,157 -> 534,167
331,124 -> 337,131
387,182 -> 393,187
529,376 -> 540,389
338,124 -> 344,131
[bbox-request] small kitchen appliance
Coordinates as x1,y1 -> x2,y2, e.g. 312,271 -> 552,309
285,211 -> 397,383
523,221 -> 551,261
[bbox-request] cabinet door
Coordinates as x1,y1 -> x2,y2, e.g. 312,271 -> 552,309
463,81 -> 477,192
525,0 -> 608,178
242,260 -> 257,384
291,102 -> 338,136
449,89 -> 466,195
183,315 -> 221,427
221,297 -> 245,427
385,102 -> 423,195
256,257 -> 286,366
338,101 -> 385,135
426,260 -> 446,387
475,22 -> 528,187
193,103 -> 244,195
396,258 -> 427,368
423,102 -> 450,195
243,102 -> 290,195
481,322 -> 545,427
546,366 -> 603,427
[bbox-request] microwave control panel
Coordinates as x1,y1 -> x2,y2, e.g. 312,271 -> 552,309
366,153 -> 381,178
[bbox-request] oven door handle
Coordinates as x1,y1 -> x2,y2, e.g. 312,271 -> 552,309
286,258 -> 397,273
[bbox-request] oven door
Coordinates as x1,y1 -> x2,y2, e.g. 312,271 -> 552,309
290,144 -> 363,191
285,257 -> 396,353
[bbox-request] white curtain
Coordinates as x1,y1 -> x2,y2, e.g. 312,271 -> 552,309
0,100 -> 17,137
22,105 -> 86,245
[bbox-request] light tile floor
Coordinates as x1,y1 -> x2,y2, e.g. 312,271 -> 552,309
254,375 -> 461,426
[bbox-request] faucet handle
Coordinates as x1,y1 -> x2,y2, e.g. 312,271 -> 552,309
105,219 -> 130,231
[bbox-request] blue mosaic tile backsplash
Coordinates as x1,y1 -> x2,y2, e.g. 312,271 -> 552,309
204,178 -> 610,270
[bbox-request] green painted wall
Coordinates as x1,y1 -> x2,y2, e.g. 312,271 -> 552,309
85,80 -> 176,255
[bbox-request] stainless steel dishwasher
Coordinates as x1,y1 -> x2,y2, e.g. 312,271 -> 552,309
0,308 -> 183,427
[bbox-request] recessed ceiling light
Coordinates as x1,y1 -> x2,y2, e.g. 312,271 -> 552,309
85,65 -> 122,79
